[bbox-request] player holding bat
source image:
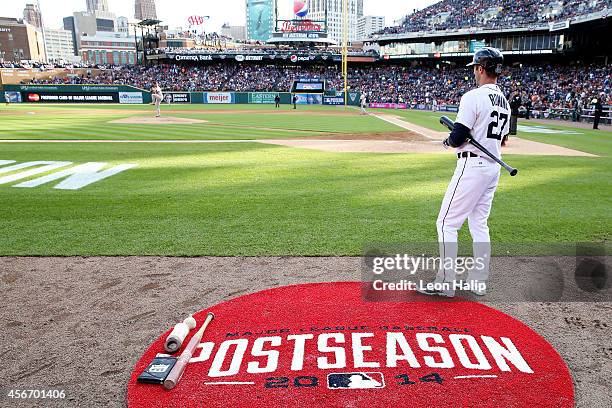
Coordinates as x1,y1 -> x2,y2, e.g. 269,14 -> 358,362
418,48 -> 510,298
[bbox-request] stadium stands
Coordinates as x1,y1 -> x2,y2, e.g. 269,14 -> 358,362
375,0 -> 611,35
21,62 -> 610,118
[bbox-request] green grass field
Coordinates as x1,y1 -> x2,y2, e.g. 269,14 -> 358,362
0,104 -> 609,255
0,104 -> 401,140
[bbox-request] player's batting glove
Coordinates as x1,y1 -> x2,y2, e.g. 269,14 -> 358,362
442,138 -> 451,149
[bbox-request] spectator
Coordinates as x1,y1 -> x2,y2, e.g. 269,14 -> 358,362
373,0 -> 610,36
20,61 -> 611,117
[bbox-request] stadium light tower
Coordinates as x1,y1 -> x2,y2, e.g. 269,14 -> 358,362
342,0 -> 349,108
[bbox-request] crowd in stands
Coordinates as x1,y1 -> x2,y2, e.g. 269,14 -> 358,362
149,47 -> 373,56
1,61 -> 96,69
22,62 -> 610,115
376,0 -> 611,35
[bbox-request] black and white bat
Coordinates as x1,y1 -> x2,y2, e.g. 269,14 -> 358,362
439,116 -> 518,177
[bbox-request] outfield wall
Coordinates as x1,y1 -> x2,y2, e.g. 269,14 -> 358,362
1,86 -> 362,106
2,84 -> 152,104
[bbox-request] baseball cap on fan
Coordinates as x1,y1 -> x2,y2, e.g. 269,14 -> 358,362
467,47 -> 504,75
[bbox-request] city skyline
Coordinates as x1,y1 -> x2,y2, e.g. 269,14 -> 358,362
86,0 -> 109,12
134,0 -> 157,20
1,0 -> 438,32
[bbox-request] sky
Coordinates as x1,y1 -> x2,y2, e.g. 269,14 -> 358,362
0,0 -> 438,31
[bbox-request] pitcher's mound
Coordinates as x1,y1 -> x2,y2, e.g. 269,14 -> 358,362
111,117 -> 208,125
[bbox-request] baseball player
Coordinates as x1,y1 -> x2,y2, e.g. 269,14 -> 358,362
360,93 -> 367,114
419,48 -> 510,298
151,82 -> 163,117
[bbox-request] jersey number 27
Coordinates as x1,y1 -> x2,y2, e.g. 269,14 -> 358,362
487,111 -> 508,140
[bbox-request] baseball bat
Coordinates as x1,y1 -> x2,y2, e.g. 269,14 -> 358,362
439,116 -> 518,176
163,312 -> 215,390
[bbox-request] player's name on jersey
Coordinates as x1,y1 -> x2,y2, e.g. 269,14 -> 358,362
488,93 -> 509,110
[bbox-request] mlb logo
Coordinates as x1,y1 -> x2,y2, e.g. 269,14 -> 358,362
327,372 -> 385,389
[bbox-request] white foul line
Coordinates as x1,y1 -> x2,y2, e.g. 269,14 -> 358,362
454,375 -> 498,379
369,113 -> 436,140
0,139 -> 256,144
202,382 -> 256,385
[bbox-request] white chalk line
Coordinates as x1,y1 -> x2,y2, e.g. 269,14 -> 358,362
370,113 -> 435,140
202,381 -> 256,385
453,375 -> 499,379
0,139 -> 256,144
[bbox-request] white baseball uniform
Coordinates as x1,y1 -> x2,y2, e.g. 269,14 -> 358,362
360,94 -> 367,114
435,83 -> 510,292
152,86 -> 163,116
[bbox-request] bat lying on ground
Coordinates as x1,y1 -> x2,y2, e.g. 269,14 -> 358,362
163,312 -> 215,390
439,115 -> 518,177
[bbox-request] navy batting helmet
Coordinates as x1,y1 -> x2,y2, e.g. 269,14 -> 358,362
466,47 -> 504,75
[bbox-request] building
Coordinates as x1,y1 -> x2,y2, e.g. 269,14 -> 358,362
70,12 -> 97,37
357,15 -> 385,40
23,3 -> 43,30
62,16 -> 79,55
221,23 -> 246,41
135,0 -> 158,21
309,0 -> 363,44
246,0 -> 274,42
95,13 -> 116,32
67,11 -> 115,36
79,31 -> 136,65
86,0 -> 109,12
63,11 -> 117,56
0,17 -> 46,62
159,36 -> 195,49
44,28 -> 78,62
117,16 -> 129,33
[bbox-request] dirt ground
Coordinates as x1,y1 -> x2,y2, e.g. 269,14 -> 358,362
261,137 -> 596,156
0,256 -> 610,407
110,117 -> 208,125
258,114 -> 597,157
305,131 -> 428,141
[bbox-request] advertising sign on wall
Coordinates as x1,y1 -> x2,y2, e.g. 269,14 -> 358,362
322,96 -> 345,105
4,91 -> 22,103
294,93 -> 322,105
204,92 -> 235,104
164,92 -> 191,104
23,92 -> 118,103
369,102 -> 407,109
119,92 -> 144,104
248,92 -> 279,104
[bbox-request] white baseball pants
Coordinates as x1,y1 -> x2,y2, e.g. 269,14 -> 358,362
434,156 -> 500,286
